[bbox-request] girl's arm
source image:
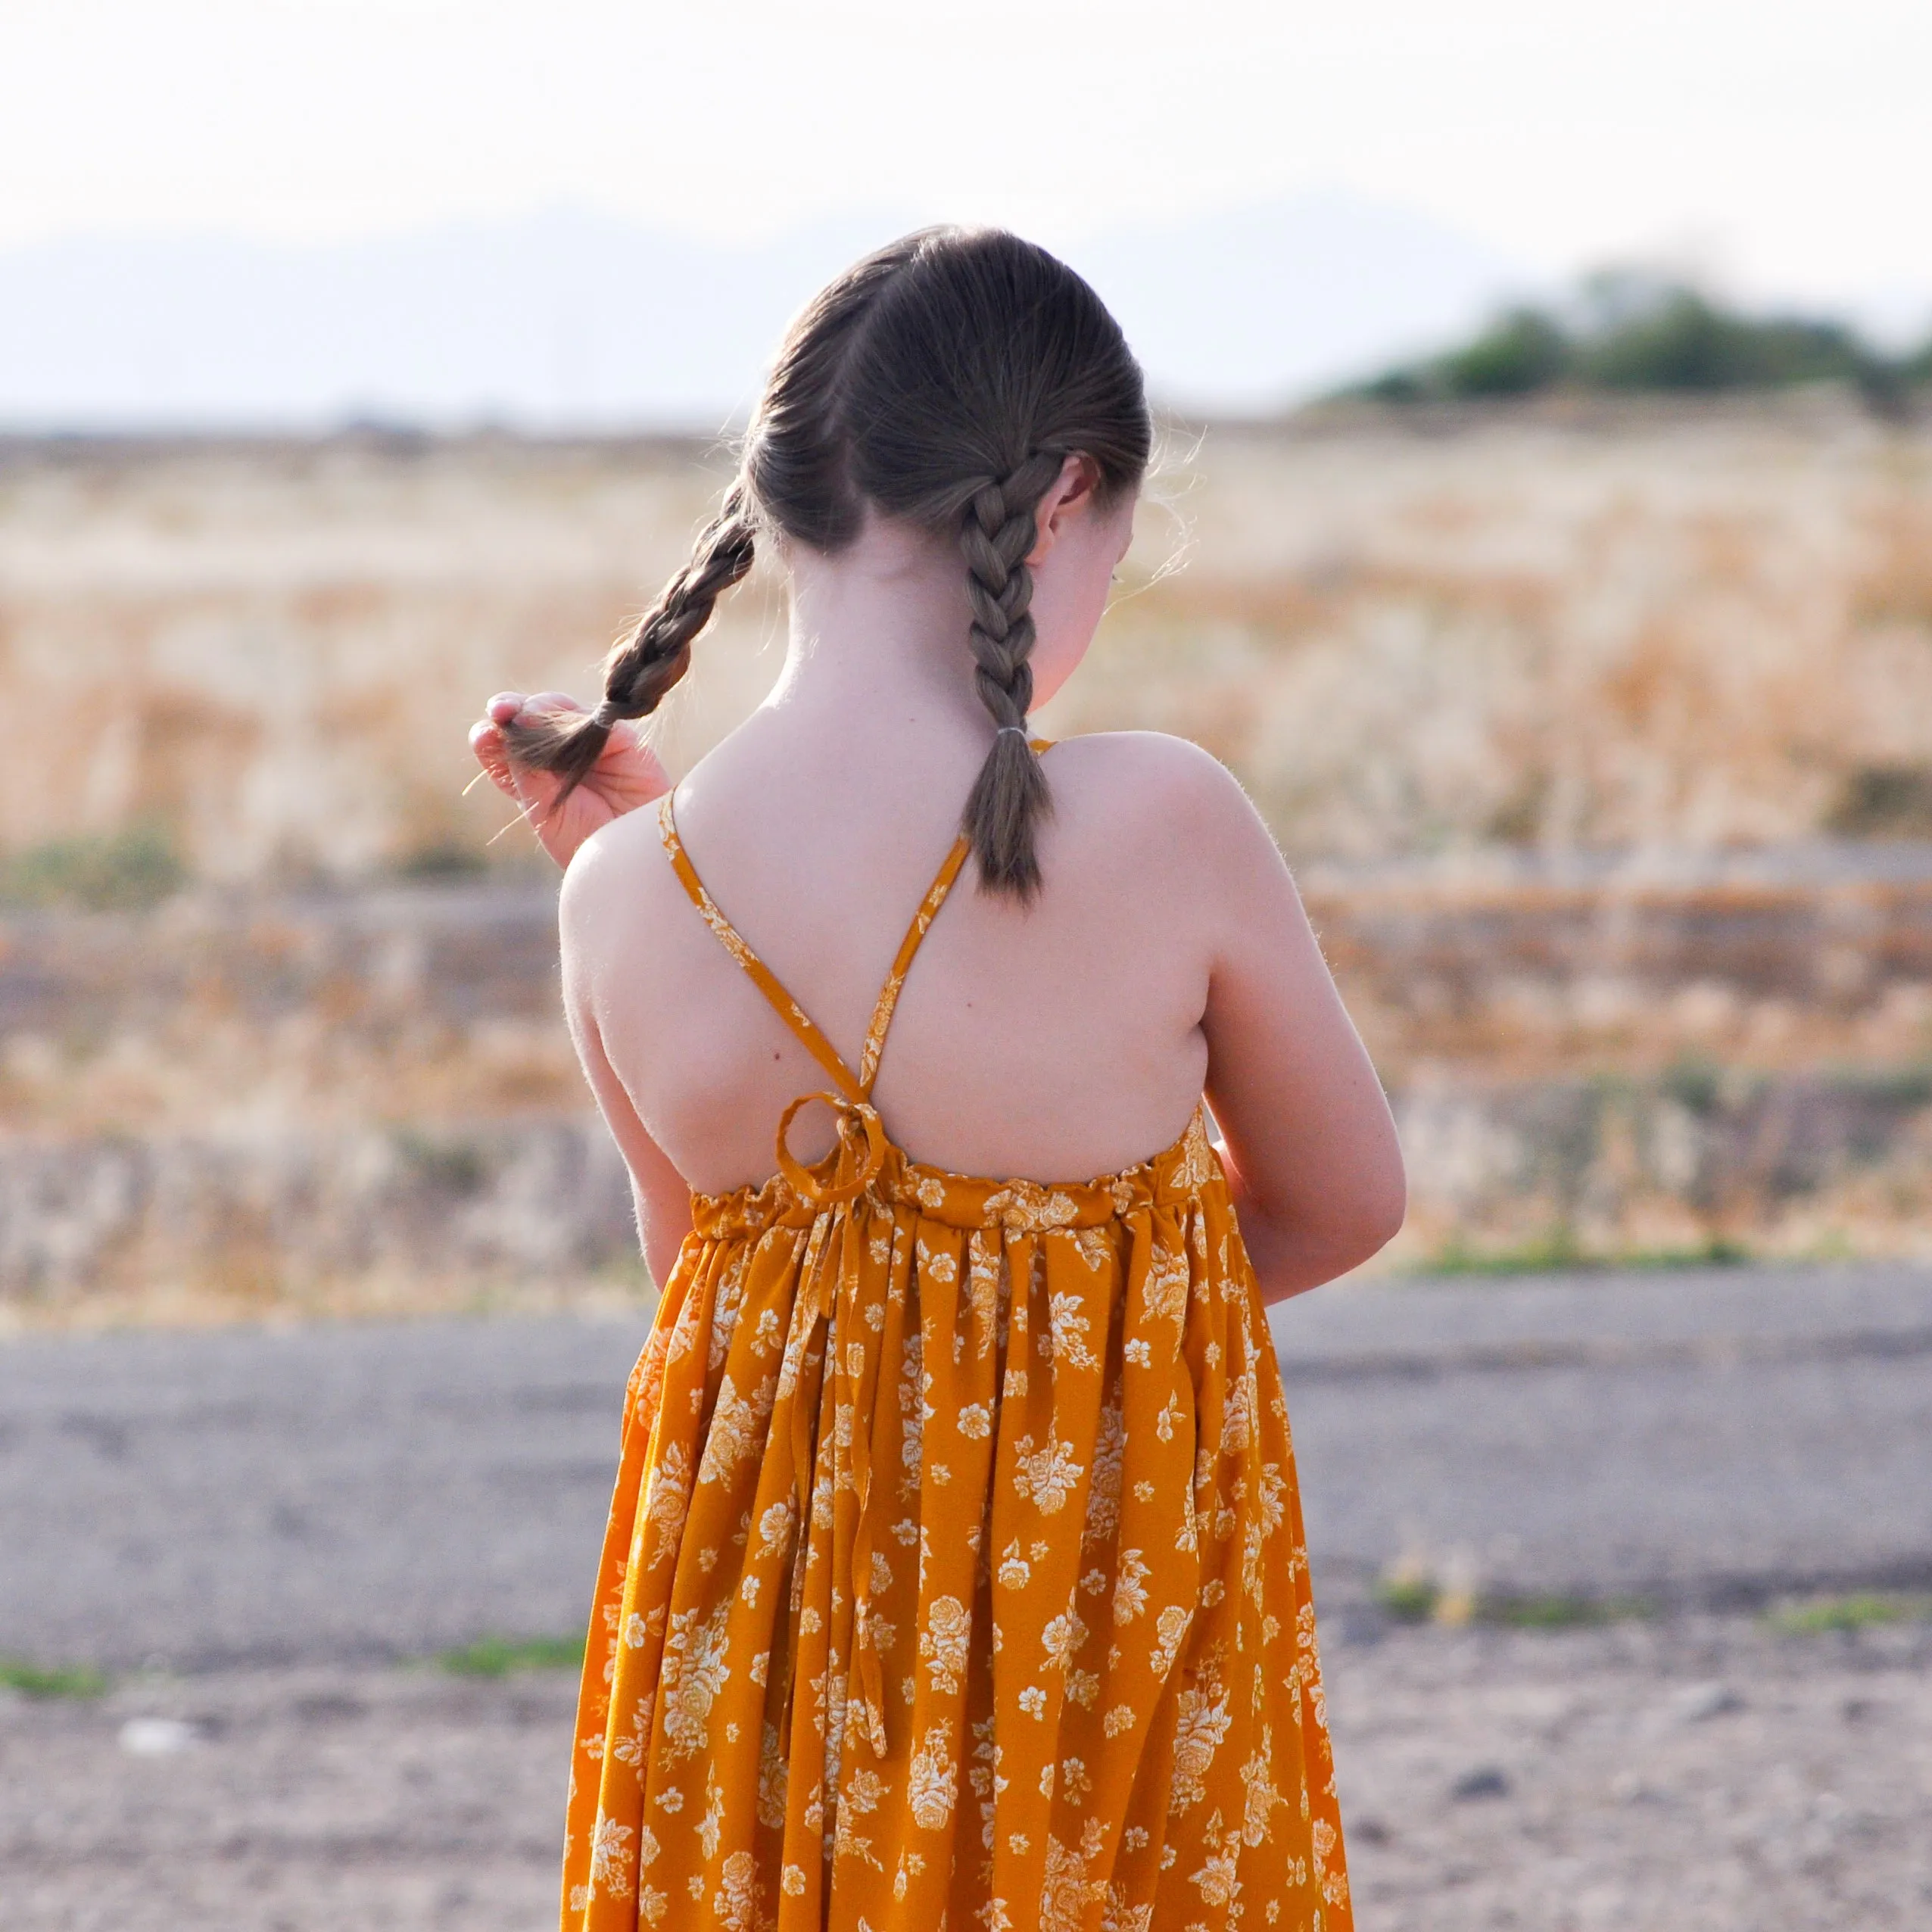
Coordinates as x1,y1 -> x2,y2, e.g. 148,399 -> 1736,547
1185,756 -> 1407,1304
558,859 -> 693,1289
475,696 -> 687,1279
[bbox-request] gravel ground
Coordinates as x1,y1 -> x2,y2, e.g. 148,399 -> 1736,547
1331,1613 -> 1932,1931
3,1615 -> 1927,1932
0,1661 -> 575,1931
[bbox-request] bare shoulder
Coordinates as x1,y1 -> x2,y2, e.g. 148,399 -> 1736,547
558,795 -> 681,947
1042,731 -> 1298,980
1044,730 -> 1272,868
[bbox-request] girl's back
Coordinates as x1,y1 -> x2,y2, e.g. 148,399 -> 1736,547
570,721 -> 1226,1197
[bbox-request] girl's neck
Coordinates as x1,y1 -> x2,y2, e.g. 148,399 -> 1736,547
760,523 -> 989,753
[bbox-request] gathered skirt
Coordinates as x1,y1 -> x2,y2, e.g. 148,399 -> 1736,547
559,1112 -> 1352,1932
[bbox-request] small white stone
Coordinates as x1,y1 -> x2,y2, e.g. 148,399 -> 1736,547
118,1717 -> 201,1756
1669,1681 -> 1743,1725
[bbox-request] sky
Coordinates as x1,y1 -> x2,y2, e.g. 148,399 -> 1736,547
3,0 -> 1928,320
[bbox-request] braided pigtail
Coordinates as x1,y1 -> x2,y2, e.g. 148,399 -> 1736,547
958,451 -> 1064,900
503,481 -> 758,799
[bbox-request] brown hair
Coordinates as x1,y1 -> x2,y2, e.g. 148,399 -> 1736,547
504,226 -> 1150,899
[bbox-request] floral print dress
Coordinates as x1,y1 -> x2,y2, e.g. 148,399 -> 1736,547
559,774 -> 1352,1932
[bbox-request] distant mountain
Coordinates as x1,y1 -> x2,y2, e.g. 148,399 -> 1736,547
0,195 -> 1523,431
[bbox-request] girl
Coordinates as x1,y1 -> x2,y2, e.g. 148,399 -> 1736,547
470,228 -> 1403,1932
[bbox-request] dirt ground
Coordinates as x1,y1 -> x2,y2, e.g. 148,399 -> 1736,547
4,1613 -> 1927,1932
1331,1613 -> 1932,1931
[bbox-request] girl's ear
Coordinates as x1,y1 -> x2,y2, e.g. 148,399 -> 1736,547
1026,453 -> 1102,566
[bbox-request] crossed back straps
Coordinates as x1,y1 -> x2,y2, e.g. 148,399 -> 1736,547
655,738 -> 1052,1110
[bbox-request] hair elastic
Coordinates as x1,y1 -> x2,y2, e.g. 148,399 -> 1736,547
591,700 -> 627,730
996,724 -> 1030,738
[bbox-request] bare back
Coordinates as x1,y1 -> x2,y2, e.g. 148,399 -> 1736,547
566,722 -> 1213,1195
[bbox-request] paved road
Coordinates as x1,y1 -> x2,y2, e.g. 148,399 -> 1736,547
1278,1266 -> 1932,1610
3,1267 -> 1929,1670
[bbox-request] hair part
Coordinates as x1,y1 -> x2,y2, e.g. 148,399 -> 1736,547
507,227 -> 1151,899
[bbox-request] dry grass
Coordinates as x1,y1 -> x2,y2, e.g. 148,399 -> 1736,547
1054,409 -> 1932,861
0,435 -> 776,880
4,405 -> 1932,880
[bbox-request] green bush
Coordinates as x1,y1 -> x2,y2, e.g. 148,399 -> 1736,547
1659,1055 -> 1725,1118
1767,1594 -> 1931,1635
438,1634 -> 584,1677
1429,1226 -> 1747,1275
396,838 -> 488,880
1579,287 -> 1871,393
391,1129 -> 489,1198
0,1658 -> 109,1697
1375,1575 -> 1439,1622
0,827 -> 186,911
1481,1593 -> 1653,1628
1439,308 -> 1572,398
1345,270 -> 1931,410
1825,764 -> 1932,839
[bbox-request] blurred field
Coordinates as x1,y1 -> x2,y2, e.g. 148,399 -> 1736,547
1071,399 -> 1932,862
7,401 -> 1932,1317
0,431 -> 764,880
7,397 -> 1932,876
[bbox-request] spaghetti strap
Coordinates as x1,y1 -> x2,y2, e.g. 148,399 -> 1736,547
855,834 -> 971,1093
656,793 -> 862,1102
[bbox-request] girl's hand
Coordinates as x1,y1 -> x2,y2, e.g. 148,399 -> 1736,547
468,691 -> 670,871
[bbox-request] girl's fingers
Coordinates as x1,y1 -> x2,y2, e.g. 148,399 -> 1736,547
471,690 -> 572,795
467,720 -> 520,796
469,689 -> 624,865
483,690 -> 583,729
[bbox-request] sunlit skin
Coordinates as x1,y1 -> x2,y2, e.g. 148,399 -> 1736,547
470,455 -> 1405,1298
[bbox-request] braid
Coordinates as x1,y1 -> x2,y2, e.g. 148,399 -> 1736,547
958,452 -> 1063,900
600,482 -> 757,720
503,483 -> 757,799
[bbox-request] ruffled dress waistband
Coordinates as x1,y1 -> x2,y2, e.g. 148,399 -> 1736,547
689,1102 -> 1221,1239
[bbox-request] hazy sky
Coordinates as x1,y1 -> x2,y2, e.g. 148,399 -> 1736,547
5,0 -> 1927,313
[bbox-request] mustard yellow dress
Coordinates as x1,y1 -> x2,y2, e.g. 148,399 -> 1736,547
559,773 -> 1353,1932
